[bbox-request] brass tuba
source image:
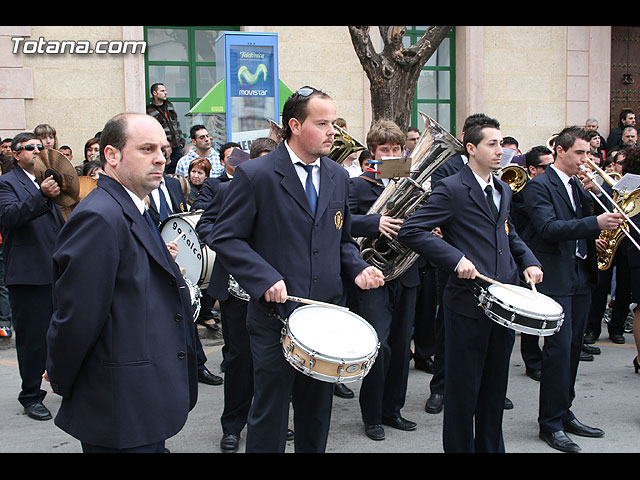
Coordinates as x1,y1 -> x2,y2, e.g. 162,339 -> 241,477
496,164 -> 529,193
357,113 -> 462,281
329,124 -> 366,164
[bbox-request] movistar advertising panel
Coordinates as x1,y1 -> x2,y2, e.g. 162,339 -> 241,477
216,32 -> 279,150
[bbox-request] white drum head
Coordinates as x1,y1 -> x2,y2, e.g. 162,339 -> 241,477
487,284 -> 562,317
160,214 -> 211,286
288,305 -> 378,360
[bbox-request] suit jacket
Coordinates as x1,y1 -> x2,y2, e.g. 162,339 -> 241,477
398,164 -> 540,318
0,166 -> 63,286
147,175 -> 187,227
520,166 -> 601,296
430,153 -> 466,190
46,174 -> 198,449
197,179 -> 233,301
205,142 -> 369,319
348,175 -> 385,237
191,172 -> 231,212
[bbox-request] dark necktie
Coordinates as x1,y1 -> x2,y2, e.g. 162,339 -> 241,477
570,178 -> 588,258
158,188 -> 172,222
300,163 -> 317,215
143,208 -> 170,254
484,185 -> 499,221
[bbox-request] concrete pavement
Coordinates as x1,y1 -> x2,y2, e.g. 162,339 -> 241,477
1,325 -> 639,454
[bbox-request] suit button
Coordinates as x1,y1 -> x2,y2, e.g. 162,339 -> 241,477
175,313 -> 183,322
313,249 -> 319,255
177,351 -> 185,359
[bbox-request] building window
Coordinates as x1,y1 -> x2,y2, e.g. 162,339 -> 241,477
144,26 -> 239,139
404,27 -> 456,135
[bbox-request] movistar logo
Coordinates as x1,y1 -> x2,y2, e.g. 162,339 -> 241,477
238,64 -> 268,86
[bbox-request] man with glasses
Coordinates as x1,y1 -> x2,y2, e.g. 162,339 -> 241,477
207,86 -> 384,452
0,132 -> 63,421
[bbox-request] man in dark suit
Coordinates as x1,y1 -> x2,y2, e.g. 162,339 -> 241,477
146,174 -> 187,227
348,119 -> 421,442
45,113 -> 198,453
0,132 -> 62,421
521,126 -> 623,453
398,115 -> 543,453
196,146 -> 252,453
206,86 -> 384,453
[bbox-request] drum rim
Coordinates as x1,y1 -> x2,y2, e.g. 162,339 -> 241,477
486,284 -> 563,320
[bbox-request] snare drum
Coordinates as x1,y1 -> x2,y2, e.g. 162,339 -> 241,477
281,305 -> 380,383
478,284 -> 564,336
160,211 -> 215,290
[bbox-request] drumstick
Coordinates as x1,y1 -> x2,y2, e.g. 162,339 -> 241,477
172,233 -> 182,244
286,296 -> 350,311
528,280 -> 540,300
475,272 -> 529,299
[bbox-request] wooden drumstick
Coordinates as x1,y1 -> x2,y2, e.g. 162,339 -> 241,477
528,280 -> 540,300
286,296 -> 350,311
475,272 -> 529,299
172,233 -> 182,244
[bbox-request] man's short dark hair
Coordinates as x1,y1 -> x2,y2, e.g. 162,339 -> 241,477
462,115 -> 500,157
281,86 -> 331,142
249,137 -> 278,159
219,142 -> 241,160
150,82 -> 164,96
190,124 -> 207,140
525,145 -> 553,169
99,114 -> 130,168
553,126 -> 591,156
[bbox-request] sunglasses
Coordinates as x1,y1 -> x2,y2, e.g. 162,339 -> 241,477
296,87 -> 315,97
16,144 -> 44,152
537,163 -> 551,170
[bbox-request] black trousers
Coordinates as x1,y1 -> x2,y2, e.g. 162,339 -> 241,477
443,308 -> 515,453
81,440 -> 166,453
358,278 -> 418,424
539,260 -> 592,433
9,284 -> 52,407
245,305 -> 334,453
219,295 -> 253,436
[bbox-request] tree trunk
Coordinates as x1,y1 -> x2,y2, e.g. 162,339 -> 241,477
348,26 -> 453,133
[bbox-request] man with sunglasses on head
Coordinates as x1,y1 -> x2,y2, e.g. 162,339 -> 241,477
207,86 -> 385,453
0,132 -> 63,421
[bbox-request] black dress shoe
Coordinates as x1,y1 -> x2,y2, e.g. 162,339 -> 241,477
287,428 -> 295,441
220,433 -> 240,453
334,383 -> 354,398
364,424 -> 385,441
582,343 -> 600,355
563,418 -> 604,438
198,367 -> 223,385
414,357 -> 435,374
504,397 -> 514,410
579,351 -> 594,361
526,368 -> 542,381
539,430 -> 581,453
583,331 -> 597,344
382,416 -> 417,431
609,333 -> 625,344
24,401 -> 52,421
425,393 -> 444,414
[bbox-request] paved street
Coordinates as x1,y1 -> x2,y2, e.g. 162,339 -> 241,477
1,325 -> 639,454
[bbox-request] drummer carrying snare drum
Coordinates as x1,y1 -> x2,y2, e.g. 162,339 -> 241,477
398,114 -> 542,453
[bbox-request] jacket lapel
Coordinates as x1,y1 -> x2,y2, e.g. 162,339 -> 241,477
98,175 -> 177,277
460,165 -> 496,223
547,167 -> 576,216
274,144 -> 316,218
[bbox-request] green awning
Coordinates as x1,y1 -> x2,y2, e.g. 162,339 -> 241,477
187,79 -> 294,115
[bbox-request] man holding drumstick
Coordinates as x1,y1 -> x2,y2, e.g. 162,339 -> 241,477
398,114 -> 542,452
207,86 -> 384,453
